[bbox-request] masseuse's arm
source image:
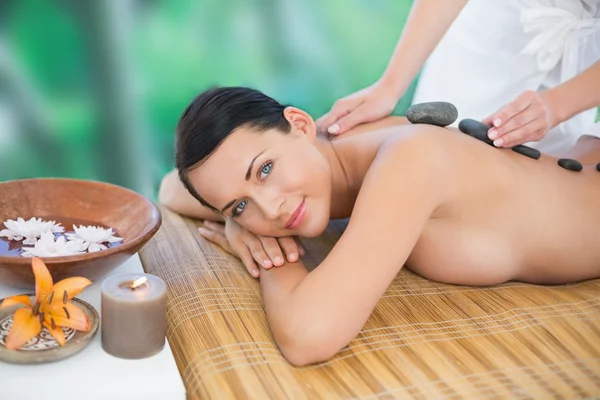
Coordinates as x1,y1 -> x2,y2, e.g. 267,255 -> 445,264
486,60 -> 600,148
317,0 -> 468,135
545,60 -> 600,129
158,169 -> 224,221
259,130 -> 449,366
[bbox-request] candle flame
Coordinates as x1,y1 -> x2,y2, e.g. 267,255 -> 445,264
130,276 -> 147,289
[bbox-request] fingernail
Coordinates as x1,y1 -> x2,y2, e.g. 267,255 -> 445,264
494,138 -> 504,147
252,269 -> 259,277
274,256 -> 283,265
327,124 -> 340,134
198,227 -> 206,234
263,260 -> 272,267
493,118 -> 502,127
288,253 -> 297,262
488,129 -> 498,140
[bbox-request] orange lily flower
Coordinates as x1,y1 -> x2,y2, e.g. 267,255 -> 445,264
0,257 -> 92,350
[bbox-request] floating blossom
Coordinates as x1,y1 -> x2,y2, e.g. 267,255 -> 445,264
0,257 -> 91,350
1,217 -> 122,256
0,217 -> 64,245
66,225 -> 122,253
21,231 -> 86,258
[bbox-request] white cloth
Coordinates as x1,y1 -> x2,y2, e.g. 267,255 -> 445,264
411,0 -> 600,155
587,120 -> 600,137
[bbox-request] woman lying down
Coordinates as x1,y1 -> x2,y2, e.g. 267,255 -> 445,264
159,86 -> 600,366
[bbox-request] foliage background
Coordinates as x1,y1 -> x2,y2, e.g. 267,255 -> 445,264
0,0 -> 417,199
3,1 -> 597,200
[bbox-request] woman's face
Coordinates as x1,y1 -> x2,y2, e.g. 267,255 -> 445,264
188,108 -> 333,238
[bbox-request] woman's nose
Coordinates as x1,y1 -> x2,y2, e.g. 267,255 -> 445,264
256,190 -> 285,220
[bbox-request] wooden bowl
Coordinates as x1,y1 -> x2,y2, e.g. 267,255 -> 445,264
0,178 -> 161,288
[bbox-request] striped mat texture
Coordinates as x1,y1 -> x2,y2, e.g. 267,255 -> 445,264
138,206 -> 600,399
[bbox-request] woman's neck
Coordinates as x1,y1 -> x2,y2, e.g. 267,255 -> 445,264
313,138 -> 365,219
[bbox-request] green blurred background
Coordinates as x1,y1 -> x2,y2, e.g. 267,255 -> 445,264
0,0 -> 417,199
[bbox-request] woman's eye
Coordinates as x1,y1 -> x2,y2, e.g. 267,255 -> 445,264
233,199 -> 248,216
259,162 -> 272,180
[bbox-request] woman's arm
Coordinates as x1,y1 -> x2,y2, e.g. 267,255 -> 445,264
158,169 -> 224,221
380,0 -> 469,95
543,60 -> 600,126
259,128 -> 450,366
316,0 -> 469,135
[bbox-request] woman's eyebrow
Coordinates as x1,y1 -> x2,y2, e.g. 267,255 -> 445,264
220,150 -> 267,214
245,150 -> 265,181
220,199 -> 237,214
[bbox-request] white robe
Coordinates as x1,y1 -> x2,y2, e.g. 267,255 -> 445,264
411,0 -> 600,155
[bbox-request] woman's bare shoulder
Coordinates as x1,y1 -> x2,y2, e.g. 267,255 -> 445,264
344,124 -> 454,242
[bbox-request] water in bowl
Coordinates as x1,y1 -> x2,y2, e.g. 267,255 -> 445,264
0,216 -> 122,257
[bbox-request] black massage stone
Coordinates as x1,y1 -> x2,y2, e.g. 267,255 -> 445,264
458,118 -> 494,146
512,145 -> 541,160
597,162 -> 600,172
557,158 -> 583,172
406,102 -> 458,127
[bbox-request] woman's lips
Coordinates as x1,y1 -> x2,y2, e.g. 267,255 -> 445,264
285,199 -> 306,230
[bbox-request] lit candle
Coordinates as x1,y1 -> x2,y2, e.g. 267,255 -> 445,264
100,273 -> 167,359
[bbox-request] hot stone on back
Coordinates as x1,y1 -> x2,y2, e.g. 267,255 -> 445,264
557,158 -> 583,172
406,102 -> 458,127
458,118 -> 541,160
458,119 -> 494,145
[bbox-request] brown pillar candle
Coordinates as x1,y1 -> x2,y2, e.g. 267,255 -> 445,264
101,273 -> 167,359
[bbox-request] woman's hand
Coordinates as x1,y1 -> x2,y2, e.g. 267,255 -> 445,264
483,90 -> 557,148
198,219 -> 305,278
315,81 -> 401,136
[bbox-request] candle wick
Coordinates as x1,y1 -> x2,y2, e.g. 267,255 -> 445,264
130,276 -> 148,289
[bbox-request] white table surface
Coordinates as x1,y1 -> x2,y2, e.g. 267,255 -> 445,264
0,254 -> 187,400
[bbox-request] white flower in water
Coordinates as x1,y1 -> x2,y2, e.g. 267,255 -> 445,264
66,225 -> 122,253
0,217 -> 64,244
21,231 -> 86,258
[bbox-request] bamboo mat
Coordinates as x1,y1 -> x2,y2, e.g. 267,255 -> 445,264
138,207 -> 600,399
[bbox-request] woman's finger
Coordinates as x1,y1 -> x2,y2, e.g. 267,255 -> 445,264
316,108 -> 346,135
198,227 -> 233,253
481,113 -> 495,126
489,106 -> 539,141
258,236 -> 284,267
493,119 -> 544,148
332,102 -> 379,135
322,99 -> 358,135
315,112 -> 335,135
203,220 -> 226,234
488,90 -> 536,129
277,237 -> 300,263
244,235 -> 273,269
234,245 -> 260,278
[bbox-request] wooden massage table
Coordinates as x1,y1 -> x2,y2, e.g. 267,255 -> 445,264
138,206 -> 600,399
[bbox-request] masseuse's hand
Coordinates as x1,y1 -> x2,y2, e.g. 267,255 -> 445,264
316,81 -> 400,136
198,219 -> 304,278
483,90 -> 557,148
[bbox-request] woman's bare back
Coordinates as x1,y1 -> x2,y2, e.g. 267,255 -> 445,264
403,128 -> 600,286
328,116 -> 600,286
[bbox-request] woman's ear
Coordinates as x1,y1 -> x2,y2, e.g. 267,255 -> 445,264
283,107 -> 317,141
